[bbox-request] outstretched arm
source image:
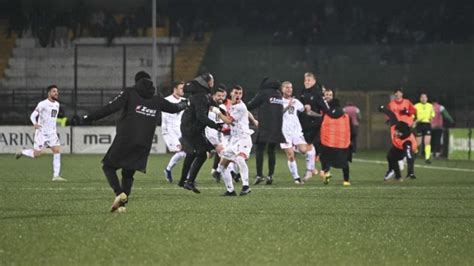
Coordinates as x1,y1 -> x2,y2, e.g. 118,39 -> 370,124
379,105 -> 398,126
158,96 -> 188,114
86,90 -> 129,121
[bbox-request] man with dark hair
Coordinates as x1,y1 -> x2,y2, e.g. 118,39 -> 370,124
206,84 -> 230,180
83,71 -> 188,212
16,85 -> 65,182
178,73 -> 223,193
162,81 -> 186,182
247,78 -> 286,185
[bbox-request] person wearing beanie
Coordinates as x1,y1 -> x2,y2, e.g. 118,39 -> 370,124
247,77 -> 286,185
83,71 -> 189,212
178,73 -> 226,193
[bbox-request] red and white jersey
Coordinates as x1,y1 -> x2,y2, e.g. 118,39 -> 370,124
161,94 -> 185,136
31,99 -> 60,134
282,97 -> 304,135
229,101 -> 253,137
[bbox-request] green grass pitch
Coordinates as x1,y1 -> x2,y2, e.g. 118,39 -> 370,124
1,151 -> 473,265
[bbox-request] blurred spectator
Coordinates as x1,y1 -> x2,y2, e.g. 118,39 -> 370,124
134,7 -> 149,37
90,9 -> 105,37
431,99 -> 455,158
71,1 -> 89,40
343,102 -> 362,153
104,13 -> 118,46
50,12 -> 70,48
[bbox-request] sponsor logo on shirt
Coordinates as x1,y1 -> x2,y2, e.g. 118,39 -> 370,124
135,105 -> 157,117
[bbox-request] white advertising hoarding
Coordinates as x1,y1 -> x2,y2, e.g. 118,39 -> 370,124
0,126 -> 71,153
0,126 -> 166,154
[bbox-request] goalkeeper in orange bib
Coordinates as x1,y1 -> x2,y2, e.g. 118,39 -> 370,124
379,105 -> 418,181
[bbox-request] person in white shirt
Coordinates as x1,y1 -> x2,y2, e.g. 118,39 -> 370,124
280,81 -> 315,184
162,81 -> 186,183
16,85 -> 66,181
205,85 -> 229,179
213,85 -> 256,196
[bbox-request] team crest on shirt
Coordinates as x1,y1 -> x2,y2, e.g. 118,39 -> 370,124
135,105 -> 157,117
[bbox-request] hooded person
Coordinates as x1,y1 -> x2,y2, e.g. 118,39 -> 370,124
247,77 -> 286,185
178,73 -> 223,193
318,98 -> 353,186
379,105 -> 418,181
83,71 -> 189,212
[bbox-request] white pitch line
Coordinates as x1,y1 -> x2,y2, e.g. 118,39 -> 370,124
353,158 -> 474,173
3,186 -> 473,192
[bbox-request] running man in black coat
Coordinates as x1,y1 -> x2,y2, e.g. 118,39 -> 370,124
178,73 -> 223,193
84,71 -> 188,212
247,78 -> 286,185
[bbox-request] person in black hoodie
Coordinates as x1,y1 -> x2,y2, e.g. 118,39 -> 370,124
178,73 -> 223,193
83,71 -> 188,212
247,78 -> 286,185
298,72 -> 324,157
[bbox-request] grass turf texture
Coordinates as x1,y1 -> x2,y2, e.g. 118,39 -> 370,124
0,151 -> 473,265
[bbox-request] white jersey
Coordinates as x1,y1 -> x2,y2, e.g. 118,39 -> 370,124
161,95 -> 185,136
31,99 -> 60,134
282,97 -> 304,135
229,101 -> 253,137
205,103 -> 226,146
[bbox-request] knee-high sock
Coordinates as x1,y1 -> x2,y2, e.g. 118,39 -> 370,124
21,149 -> 35,158
234,156 -> 249,186
187,151 -> 207,183
222,166 -> 235,192
121,169 -> 135,196
53,153 -> 61,177
256,142 -> 265,177
288,160 -> 299,179
166,151 -> 186,171
343,167 -> 350,181
305,146 -> 315,171
229,162 -> 239,174
425,144 -> 431,160
267,143 -> 276,176
180,152 -> 195,184
103,164 -> 121,195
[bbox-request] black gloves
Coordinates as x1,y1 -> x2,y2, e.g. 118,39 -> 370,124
176,99 -> 190,110
399,108 -> 410,115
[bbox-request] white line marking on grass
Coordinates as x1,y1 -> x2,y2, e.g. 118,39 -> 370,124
5,186 -> 474,192
353,158 -> 474,173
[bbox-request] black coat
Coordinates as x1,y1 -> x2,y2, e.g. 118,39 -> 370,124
247,80 -> 286,144
297,83 -> 324,129
87,79 -> 187,172
181,77 -> 220,137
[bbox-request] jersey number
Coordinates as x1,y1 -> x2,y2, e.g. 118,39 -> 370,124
288,106 -> 295,114
51,109 -> 58,118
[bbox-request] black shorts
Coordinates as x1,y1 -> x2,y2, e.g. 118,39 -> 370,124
416,122 -> 432,137
303,126 -> 320,146
180,133 -> 214,154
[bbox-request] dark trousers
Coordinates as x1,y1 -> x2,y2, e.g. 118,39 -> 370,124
179,151 -> 207,184
255,142 -> 277,177
431,128 -> 443,155
102,164 -> 135,196
386,147 -> 414,178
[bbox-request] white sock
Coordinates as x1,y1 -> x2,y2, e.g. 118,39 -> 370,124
53,153 -> 61,177
288,160 -> 299,179
305,146 -> 315,172
216,163 -> 224,173
222,167 -> 235,192
22,149 -> 35,158
229,162 -> 239,174
166,151 -> 186,171
234,156 -> 249,186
